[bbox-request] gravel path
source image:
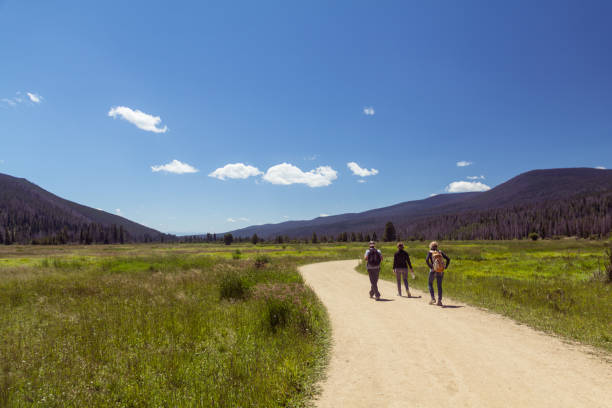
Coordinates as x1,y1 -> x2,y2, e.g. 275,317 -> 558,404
299,260 -> 612,408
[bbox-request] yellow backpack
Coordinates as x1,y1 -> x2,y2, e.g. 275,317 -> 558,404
431,250 -> 445,273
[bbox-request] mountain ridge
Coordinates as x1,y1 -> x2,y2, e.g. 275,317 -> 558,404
226,168 -> 612,240
0,173 -> 167,244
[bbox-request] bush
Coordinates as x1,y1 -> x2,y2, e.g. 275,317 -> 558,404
254,254 -> 271,268
232,249 -> 242,260
265,298 -> 292,331
219,273 -> 250,300
528,232 -> 540,241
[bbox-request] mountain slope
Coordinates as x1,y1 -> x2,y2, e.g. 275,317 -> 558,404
0,173 -> 166,243
228,168 -> 612,240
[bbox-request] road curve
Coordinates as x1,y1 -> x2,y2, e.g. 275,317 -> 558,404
299,260 -> 612,408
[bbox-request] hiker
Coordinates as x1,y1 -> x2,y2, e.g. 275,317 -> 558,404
364,241 -> 383,299
393,242 -> 414,297
425,241 -> 450,306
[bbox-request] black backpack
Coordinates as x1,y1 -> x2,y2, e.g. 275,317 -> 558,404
367,249 -> 382,266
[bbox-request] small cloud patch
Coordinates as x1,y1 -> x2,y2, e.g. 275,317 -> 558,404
445,181 -> 491,193
263,163 -> 338,187
209,163 -> 262,180
347,162 -> 379,177
152,160 -> 198,174
227,217 -> 249,223
27,92 -> 42,103
456,161 -> 473,167
467,175 -> 485,180
108,106 -> 168,133
595,166 -> 606,170
363,107 -> 375,116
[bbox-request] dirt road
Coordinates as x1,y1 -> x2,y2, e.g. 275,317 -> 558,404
299,260 -> 611,408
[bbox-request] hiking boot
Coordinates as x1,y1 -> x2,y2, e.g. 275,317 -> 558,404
406,290 -> 412,298
376,294 -> 381,300
369,290 -> 374,298
429,298 -> 436,305
437,300 -> 443,307
397,292 -> 402,296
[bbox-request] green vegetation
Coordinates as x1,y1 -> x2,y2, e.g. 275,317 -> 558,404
0,244 -> 361,407
1,239 -> 611,406
358,239 -> 612,351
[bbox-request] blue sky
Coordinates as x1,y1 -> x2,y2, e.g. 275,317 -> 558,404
1,1 -> 611,234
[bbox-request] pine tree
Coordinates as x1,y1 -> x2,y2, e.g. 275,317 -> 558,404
383,221 -> 397,242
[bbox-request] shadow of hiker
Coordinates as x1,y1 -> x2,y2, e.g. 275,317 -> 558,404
441,305 -> 463,309
406,295 -> 422,299
375,298 -> 395,302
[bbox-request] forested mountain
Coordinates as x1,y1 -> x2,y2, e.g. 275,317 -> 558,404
228,168 -> 612,240
0,173 -> 169,244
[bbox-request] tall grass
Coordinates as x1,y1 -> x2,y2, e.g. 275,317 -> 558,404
0,251 -> 336,407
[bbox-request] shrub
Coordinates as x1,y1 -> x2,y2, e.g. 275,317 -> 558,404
528,232 -> 540,241
266,298 -> 292,331
219,273 -> 249,300
254,254 -> 271,268
232,249 -> 242,260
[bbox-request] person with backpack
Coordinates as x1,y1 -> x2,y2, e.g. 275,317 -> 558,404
364,241 -> 383,299
393,242 -> 414,297
425,241 -> 450,306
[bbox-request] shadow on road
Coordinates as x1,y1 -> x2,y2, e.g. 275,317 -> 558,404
441,305 -> 464,309
375,298 -> 395,302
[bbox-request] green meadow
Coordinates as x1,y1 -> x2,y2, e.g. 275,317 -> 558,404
1,240 -> 611,407
0,244 -> 361,407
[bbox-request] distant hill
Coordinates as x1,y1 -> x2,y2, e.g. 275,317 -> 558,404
0,173 -> 168,244
228,168 -> 612,240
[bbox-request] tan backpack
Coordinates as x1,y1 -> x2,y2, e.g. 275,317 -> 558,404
431,250 -> 445,273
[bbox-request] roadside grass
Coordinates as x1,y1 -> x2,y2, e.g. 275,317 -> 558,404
357,240 -> 612,352
0,245 -> 361,407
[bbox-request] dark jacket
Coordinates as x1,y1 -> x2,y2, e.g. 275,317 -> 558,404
393,249 -> 413,269
426,250 -> 450,270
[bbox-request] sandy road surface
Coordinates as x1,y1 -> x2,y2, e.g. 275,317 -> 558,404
299,260 -> 612,408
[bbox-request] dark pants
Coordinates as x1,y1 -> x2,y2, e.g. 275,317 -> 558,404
367,267 -> 380,297
428,270 -> 443,300
394,268 -> 409,294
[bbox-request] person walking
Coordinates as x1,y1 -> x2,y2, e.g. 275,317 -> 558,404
393,242 -> 414,297
364,241 -> 383,299
425,241 -> 450,306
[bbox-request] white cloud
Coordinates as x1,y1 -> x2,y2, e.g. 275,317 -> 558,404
347,162 -> 379,177
263,163 -> 337,187
151,159 -> 198,174
209,163 -> 262,180
595,166 -> 606,170
227,217 -> 249,223
2,92 -> 33,107
27,92 -> 42,103
319,213 -> 330,217
357,179 -> 366,183
467,175 -> 485,180
282,215 -> 289,219
108,106 -> 168,133
115,209 -> 122,215
304,154 -> 318,161
445,181 -> 491,193
363,106 -> 375,116
429,193 -> 438,197
456,161 -> 473,167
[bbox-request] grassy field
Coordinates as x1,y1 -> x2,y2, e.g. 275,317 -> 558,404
1,240 -> 611,407
0,243 -> 362,407
357,239 -> 612,352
